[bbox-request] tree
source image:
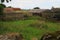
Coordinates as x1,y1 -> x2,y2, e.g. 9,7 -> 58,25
0,4 -> 6,7
0,4 -> 6,21
1,0 -> 11,3
0,4 -> 6,15
34,7 -> 40,9
0,0 -> 12,15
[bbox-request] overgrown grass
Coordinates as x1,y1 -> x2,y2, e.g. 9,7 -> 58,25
0,16 -> 60,40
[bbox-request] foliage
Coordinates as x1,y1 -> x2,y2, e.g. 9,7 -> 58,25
1,0 -> 11,3
43,9 -> 52,13
0,4 -> 6,7
0,18 -> 60,40
41,8 -> 60,21
0,4 -> 6,15
34,7 -> 40,9
29,20 -> 48,29
51,7 -> 60,13
51,8 -> 60,20
53,13 -> 60,21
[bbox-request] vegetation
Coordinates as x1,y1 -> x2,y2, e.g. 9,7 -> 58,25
0,4 -> 6,15
34,7 -> 40,9
41,31 -> 60,40
0,0 -> 60,40
0,16 -> 60,40
0,4 -> 6,21
1,0 -> 11,3
41,7 -> 60,21
0,2 -> 60,40
0,0 -> 11,14
0,0 -> 11,13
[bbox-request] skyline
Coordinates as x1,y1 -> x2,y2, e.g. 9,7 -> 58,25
1,0 -> 60,9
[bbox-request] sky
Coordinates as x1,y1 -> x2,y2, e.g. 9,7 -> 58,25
1,0 -> 60,9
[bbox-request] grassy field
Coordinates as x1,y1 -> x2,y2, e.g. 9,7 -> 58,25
0,16 -> 60,40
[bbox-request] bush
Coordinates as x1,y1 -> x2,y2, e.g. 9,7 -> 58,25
0,4 -> 6,21
0,4 -> 6,15
0,5 -> 4,15
41,8 -> 60,21
33,7 -> 40,9
52,13 -> 60,21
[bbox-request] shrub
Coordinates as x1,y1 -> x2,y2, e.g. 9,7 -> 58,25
33,7 -> 40,9
41,8 -> 60,21
52,13 -> 60,21
0,4 -> 6,21
0,4 -> 6,15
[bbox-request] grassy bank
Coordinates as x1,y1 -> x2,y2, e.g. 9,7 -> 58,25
0,17 -> 60,40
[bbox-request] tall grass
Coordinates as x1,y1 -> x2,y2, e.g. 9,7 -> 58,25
0,16 -> 60,40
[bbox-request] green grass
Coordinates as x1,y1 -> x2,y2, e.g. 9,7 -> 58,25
0,18 -> 60,40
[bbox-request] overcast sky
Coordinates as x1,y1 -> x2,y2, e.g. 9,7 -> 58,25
2,0 -> 60,9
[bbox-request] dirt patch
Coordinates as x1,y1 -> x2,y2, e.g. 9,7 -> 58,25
40,31 -> 60,40
0,32 -> 24,40
31,37 -> 38,40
